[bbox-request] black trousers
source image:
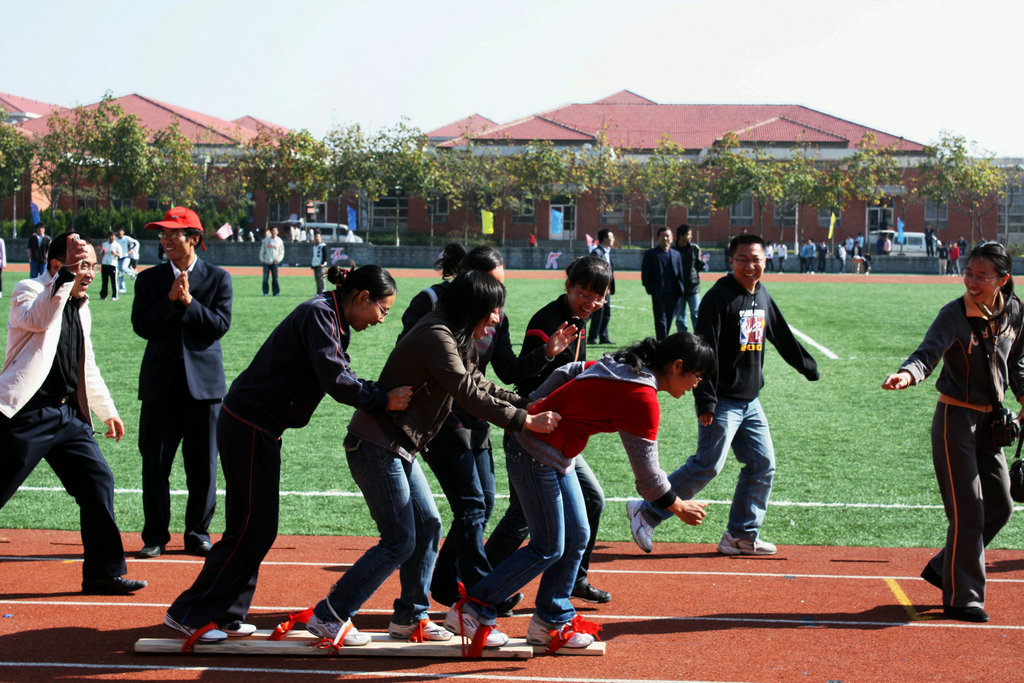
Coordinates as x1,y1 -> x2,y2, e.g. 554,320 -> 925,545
99,264 -> 118,300
169,409 -> 282,628
0,401 -> 127,580
587,297 -> 612,343
651,294 -> 680,341
139,378 -> 219,549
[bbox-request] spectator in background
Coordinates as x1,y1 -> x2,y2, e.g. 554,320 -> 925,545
764,242 -> 774,272
776,242 -> 788,272
925,226 -> 936,256
127,231 -> 141,276
835,242 -> 847,274
116,228 -> 139,292
588,228 -> 615,345
310,231 -> 328,294
672,224 -> 704,334
133,207 -> 233,559
948,241 -> 962,276
641,227 -> 686,341
260,227 -> 285,296
99,232 -> 123,301
937,241 -> 948,275
27,223 -> 50,278
816,241 -> 828,273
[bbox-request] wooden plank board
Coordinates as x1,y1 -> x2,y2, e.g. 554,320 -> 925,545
134,630 -> 532,659
508,637 -> 606,656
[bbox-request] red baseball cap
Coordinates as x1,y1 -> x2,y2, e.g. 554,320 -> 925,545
145,207 -> 205,250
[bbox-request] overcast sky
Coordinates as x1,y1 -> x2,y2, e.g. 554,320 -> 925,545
7,0 -> 1023,156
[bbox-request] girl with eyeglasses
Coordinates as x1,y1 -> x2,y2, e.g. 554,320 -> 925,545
883,242 -> 1024,623
164,265 -> 411,644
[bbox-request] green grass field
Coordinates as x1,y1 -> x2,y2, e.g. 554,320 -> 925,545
2,268 -> 1013,551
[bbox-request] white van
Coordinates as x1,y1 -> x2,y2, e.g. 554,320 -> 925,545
303,222 -> 363,243
869,230 -> 937,257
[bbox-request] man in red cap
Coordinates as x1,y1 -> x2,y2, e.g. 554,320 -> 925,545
132,207 -> 233,558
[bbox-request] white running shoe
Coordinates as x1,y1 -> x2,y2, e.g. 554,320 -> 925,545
627,499 -> 654,553
443,606 -> 508,648
222,621 -> 257,637
163,613 -> 227,642
526,615 -> 594,648
388,619 -> 454,641
306,613 -> 371,646
717,531 -> 777,556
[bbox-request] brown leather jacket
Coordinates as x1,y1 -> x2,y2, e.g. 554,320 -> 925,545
371,311 -> 528,455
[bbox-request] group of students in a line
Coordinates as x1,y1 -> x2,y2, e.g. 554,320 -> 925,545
162,241 -> 714,652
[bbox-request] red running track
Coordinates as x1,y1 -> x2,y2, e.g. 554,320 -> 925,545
1,529 -> 1022,681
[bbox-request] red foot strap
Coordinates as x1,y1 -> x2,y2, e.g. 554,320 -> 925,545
270,607 -> 314,640
545,615 -> 602,655
454,582 -> 494,658
309,621 -> 355,655
408,619 -> 427,643
181,622 -> 219,653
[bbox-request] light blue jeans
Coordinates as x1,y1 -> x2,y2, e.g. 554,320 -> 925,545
468,435 -> 588,626
317,435 -> 442,626
644,397 -> 775,540
675,292 -> 700,333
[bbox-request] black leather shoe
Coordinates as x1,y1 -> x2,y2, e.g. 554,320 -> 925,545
82,576 -> 148,595
185,540 -> 213,556
137,545 -> 163,559
600,339 -> 614,345
571,581 -> 611,604
921,564 -> 942,589
496,592 -> 524,617
944,605 -> 989,622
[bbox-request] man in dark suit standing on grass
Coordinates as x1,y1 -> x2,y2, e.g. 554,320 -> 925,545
132,207 -> 232,559
641,226 -> 686,340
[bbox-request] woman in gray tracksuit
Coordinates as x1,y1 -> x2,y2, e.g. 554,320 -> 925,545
883,242 -> 1024,623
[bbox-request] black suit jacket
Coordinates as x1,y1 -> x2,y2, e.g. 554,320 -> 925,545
640,246 -> 685,298
132,259 -> 232,402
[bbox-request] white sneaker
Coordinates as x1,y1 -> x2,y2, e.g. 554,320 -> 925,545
222,621 -> 257,637
306,613 -> 371,646
388,619 -> 453,641
443,606 -> 508,647
627,499 -> 654,553
163,613 -> 227,642
526,615 -> 595,648
717,531 -> 777,556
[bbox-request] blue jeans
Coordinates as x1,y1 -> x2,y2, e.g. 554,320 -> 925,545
426,447 -> 495,602
468,435 -> 588,625
262,263 -> 280,295
643,397 -> 775,540
317,435 -> 442,625
674,291 -> 700,333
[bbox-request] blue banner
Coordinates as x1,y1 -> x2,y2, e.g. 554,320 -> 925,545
550,208 -> 563,237
347,205 -> 358,232
896,217 -> 905,244
30,202 -> 40,225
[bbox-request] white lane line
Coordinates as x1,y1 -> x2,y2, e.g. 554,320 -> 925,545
789,324 -> 838,360
0,662 -> 701,683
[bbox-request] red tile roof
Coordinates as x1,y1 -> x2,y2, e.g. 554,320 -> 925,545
426,114 -> 498,140
0,92 -> 65,118
232,115 -> 289,135
429,92 -> 924,153
17,94 -> 275,146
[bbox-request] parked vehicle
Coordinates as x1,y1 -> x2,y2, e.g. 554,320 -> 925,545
303,222 -> 363,243
868,230 -> 937,257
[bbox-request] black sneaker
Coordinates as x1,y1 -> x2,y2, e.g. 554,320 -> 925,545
571,581 -> 610,604
496,592 -> 524,617
944,605 -> 989,622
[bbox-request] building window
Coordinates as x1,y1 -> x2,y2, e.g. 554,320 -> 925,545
430,197 -> 449,223
600,191 -> 625,225
268,201 -> 290,223
818,207 -> 841,229
111,197 -> 133,211
146,196 -> 169,212
646,200 -> 667,224
513,197 -> 535,223
76,197 -> 98,212
924,199 -> 948,231
1001,191 -> 1024,232
688,195 -> 711,226
371,192 -> 409,229
550,195 -> 576,237
774,202 -> 796,228
730,194 -> 753,228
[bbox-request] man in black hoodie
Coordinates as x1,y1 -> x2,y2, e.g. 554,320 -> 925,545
628,233 -> 818,555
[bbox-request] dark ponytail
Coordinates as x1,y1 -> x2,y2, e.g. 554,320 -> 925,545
613,332 -> 716,377
329,264 -> 397,301
434,242 -> 468,278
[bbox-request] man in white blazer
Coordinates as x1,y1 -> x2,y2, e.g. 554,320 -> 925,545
0,232 -> 146,595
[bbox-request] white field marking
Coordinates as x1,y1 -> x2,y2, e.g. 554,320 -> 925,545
17,485 -> 988,511
788,324 -> 838,360
0,662 -> 707,683
2,599 -> 1021,633
0,555 -> 353,568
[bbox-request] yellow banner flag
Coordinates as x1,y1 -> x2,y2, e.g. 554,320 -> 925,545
828,211 -> 836,240
482,209 -> 494,235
